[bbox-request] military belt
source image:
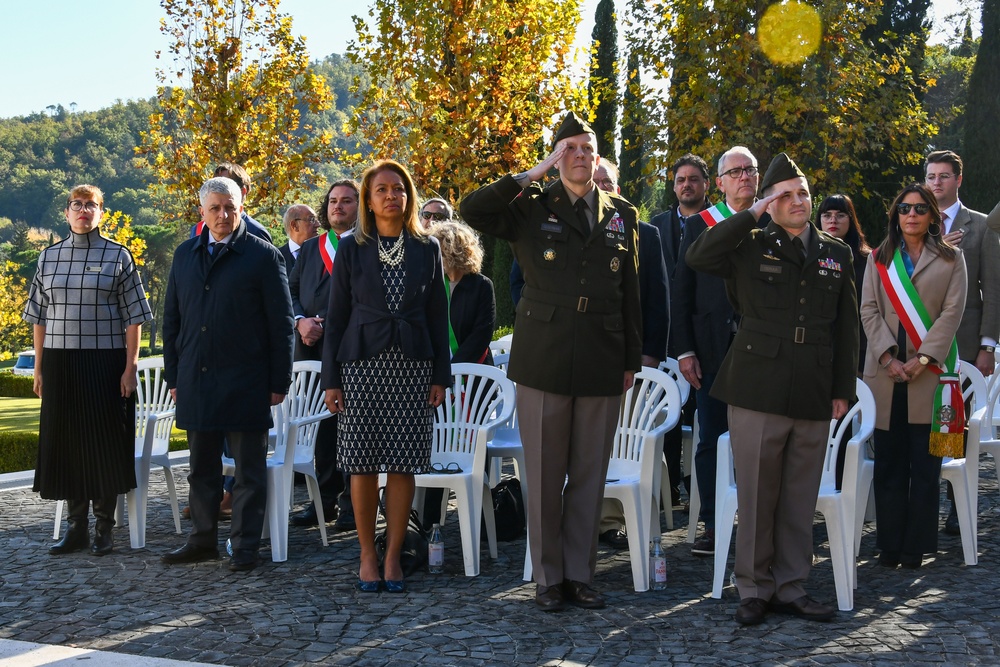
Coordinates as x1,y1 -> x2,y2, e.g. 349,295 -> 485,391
521,285 -> 619,314
739,317 -> 831,346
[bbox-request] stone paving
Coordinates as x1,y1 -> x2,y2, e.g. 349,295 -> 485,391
2,460 -> 1000,666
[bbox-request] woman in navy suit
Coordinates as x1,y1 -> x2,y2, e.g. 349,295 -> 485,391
322,160 -> 450,592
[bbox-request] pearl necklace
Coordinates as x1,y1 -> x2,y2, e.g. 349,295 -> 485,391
378,233 -> 405,267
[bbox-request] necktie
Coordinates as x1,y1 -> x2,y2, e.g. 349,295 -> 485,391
942,213 -> 950,235
292,248 -> 299,259
210,241 -> 227,259
792,236 -> 806,258
575,199 -> 591,233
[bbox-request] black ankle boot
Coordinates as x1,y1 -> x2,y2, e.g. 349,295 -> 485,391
50,499 -> 90,555
91,496 -> 116,556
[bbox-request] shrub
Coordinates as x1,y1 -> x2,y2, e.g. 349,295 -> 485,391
0,371 -> 35,398
0,431 -> 37,474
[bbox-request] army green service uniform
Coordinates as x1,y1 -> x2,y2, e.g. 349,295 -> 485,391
460,175 -> 641,587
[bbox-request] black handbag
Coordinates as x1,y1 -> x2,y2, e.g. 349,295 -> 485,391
375,503 -> 429,576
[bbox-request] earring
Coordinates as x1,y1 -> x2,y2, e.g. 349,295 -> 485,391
928,222 -> 941,238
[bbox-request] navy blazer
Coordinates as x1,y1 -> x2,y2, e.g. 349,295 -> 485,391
449,271 -> 496,365
288,233 -> 335,361
163,221 -> 294,431
638,222 -> 669,362
278,243 -> 296,275
321,231 -> 451,390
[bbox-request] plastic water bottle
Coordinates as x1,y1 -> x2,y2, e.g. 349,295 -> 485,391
649,538 -> 667,590
428,523 -> 444,573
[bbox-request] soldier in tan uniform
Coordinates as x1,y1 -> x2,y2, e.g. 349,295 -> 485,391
686,154 -> 858,625
460,112 -> 641,611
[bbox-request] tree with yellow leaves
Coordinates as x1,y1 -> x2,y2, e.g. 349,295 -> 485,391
348,0 -> 584,203
138,0 -> 335,225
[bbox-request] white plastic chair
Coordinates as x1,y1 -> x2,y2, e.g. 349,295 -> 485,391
415,363 -> 515,576
940,363 -> 990,566
604,367 -> 682,591
485,353 -> 527,498
53,357 -> 182,548
813,379 -> 876,610
223,361 -> 332,563
489,333 -> 514,357
657,358 -> 693,536
713,378 -> 876,610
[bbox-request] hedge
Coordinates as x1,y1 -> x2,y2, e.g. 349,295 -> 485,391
0,432 -> 38,474
0,372 -> 35,398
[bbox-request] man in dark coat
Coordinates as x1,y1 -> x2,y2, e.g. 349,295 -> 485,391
278,203 -> 319,273
287,179 -> 359,530
188,162 -> 273,244
162,176 -> 294,572
686,153 -> 858,626
461,112 -> 641,612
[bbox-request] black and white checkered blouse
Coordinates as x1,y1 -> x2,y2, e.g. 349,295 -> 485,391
22,228 -> 153,349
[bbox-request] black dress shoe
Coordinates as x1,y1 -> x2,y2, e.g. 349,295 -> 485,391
229,549 -> 260,572
334,509 -> 356,532
735,598 -> 768,625
561,580 -> 606,609
161,544 -> 219,564
291,505 -> 336,527
878,551 -> 900,568
943,504 -> 960,535
769,595 -> 836,621
900,553 -> 923,569
535,584 -> 565,612
598,529 -> 629,549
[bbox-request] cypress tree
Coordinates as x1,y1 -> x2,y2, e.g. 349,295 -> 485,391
588,0 -> 619,164
961,0 -> 1000,212
619,49 -> 644,207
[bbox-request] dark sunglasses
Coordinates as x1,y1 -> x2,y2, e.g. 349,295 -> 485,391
897,203 -> 930,215
420,211 -> 449,221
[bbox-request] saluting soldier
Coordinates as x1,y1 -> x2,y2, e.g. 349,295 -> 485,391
460,112 -> 641,612
686,153 -> 859,626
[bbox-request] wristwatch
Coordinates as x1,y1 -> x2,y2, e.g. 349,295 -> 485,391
918,354 -> 931,366
982,345 -> 996,354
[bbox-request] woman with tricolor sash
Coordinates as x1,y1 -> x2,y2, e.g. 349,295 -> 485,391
860,183 -> 967,569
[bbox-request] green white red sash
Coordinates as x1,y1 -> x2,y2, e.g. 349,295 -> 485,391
318,231 -> 341,275
443,275 -> 488,363
698,202 -> 734,227
874,248 -> 964,457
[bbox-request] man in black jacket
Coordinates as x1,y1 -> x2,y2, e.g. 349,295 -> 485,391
162,176 -> 294,572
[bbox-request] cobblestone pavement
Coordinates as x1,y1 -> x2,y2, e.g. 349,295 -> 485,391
2,460 -> 1000,667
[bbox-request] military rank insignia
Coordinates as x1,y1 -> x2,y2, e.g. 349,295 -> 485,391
818,258 -> 842,272
606,212 -> 625,234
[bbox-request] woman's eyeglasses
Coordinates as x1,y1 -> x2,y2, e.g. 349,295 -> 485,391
896,203 -> 930,215
68,200 -> 101,212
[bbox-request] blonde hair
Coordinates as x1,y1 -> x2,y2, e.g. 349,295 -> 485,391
429,221 -> 484,275
67,184 -> 104,208
356,160 -> 426,244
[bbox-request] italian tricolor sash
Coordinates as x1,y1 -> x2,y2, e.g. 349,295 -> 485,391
698,202 -> 734,227
443,275 -> 488,363
318,231 -> 340,275
874,248 -> 964,457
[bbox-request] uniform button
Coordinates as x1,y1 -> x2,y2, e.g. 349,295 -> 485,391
768,276 -> 774,282
799,298 -> 806,304
201,367 -> 208,372
547,234 -> 553,240
798,315 -> 806,322
582,260 -> 588,267
201,326 -> 207,332
746,344 -> 753,350
580,278 -> 587,285
526,310 -> 531,316
800,280 -> 807,286
204,285 -> 210,291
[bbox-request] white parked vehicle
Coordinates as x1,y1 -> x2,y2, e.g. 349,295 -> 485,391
11,350 -> 35,377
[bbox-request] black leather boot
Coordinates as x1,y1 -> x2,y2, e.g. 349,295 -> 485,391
49,499 -> 90,555
91,496 -> 116,556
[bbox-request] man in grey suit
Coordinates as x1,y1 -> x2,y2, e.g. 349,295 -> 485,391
925,150 -> 1000,534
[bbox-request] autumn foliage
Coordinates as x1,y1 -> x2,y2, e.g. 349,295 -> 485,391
138,0 -> 335,225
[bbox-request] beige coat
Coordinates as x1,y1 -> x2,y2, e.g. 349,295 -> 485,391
860,245 -> 968,429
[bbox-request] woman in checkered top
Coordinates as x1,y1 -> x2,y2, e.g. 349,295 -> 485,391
22,184 -> 152,556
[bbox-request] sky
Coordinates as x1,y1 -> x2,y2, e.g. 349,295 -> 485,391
0,0 -> 975,119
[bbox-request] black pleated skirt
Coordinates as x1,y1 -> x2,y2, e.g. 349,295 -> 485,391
33,348 -> 137,500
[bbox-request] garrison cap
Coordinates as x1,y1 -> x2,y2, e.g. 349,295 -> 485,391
552,112 -> 594,149
760,152 -> 807,191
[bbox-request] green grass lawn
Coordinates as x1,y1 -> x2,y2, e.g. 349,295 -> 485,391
0,396 -> 40,432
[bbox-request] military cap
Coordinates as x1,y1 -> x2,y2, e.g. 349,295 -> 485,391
552,112 -> 595,149
760,152 -> 807,191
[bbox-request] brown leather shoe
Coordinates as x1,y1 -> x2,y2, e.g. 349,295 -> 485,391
561,580 -> 606,609
535,584 -> 565,612
735,597 -> 768,625
769,595 -> 836,621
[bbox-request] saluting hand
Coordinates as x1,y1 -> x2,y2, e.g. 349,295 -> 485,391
523,141 -> 569,183
748,189 -> 786,221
